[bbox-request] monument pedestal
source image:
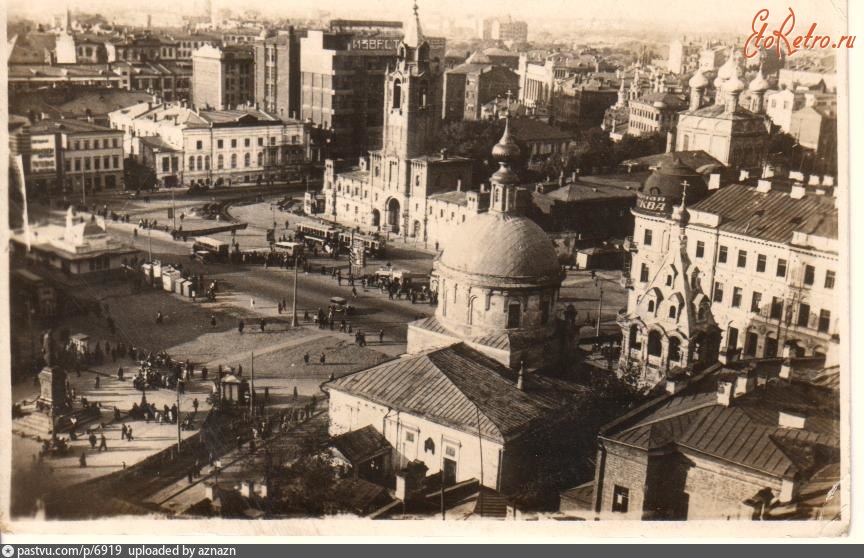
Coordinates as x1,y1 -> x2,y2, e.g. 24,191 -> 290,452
14,366 -> 73,438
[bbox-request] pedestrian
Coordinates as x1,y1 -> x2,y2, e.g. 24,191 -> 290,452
238,319 -> 245,333
79,452 -> 87,468
304,309 -> 310,322
250,298 -> 255,310
99,433 -> 107,452
303,353 -> 309,365
193,398 -> 199,412
94,375 -> 101,389
211,315 -> 217,328
379,329 -> 385,343
293,386 -> 298,400
264,387 -> 270,402
121,424 -> 128,440
188,468 -> 194,484
352,287 -> 358,298
127,426 -> 133,441
260,318 -> 266,332
88,431 -> 97,449
320,352 -> 326,365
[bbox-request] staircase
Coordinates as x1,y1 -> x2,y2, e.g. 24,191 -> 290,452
474,489 -> 509,519
12,412 -> 54,439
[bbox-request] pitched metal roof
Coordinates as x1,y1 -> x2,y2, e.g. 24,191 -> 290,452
325,343 -> 579,443
689,183 -> 838,243
331,425 -> 391,464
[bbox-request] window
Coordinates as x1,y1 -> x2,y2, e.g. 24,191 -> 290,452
162,157 -> 169,172
196,140 -> 203,150
713,282 -> 724,303
244,153 -> 251,167
647,300 -> 655,313
640,263 -> 649,283
205,156 -> 210,170
695,240 -> 705,259
404,431 -> 414,443
818,310 -> 831,333
668,337 -> 682,361
112,156 -> 119,169
777,259 -> 787,277
540,299 -> 550,325
727,327 -> 739,350
74,159 -> 81,171
824,270 -> 835,289
643,229 -> 653,246
84,158 -> 91,171
612,486 -> 630,513
189,156 -> 195,170
647,331 -> 662,357
231,139 -> 237,148
270,137 -> 276,146
217,154 -> 224,169
64,159 -> 71,172
231,154 -> 237,168
745,331 -> 758,357
258,137 -> 263,146
73,141 -> 80,150
797,303 -> 810,328
718,245 -> 728,264
424,438 -> 435,454
803,265 -> 815,285
751,291 -> 762,313
112,138 -> 119,148
737,250 -> 747,268
665,274 -> 672,287
93,139 -> 100,149
507,302 -> 521,329
756,254 -> 767,272
668,306 -> 677,319
244,138 -> 250,147
217,139 -> 224,149
731,287 -> 743,308
770,297 -> 783,320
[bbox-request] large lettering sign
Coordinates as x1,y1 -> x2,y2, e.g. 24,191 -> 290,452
636,193 -> 670,214
30,135 -> 57,173
350,38 -> 400,51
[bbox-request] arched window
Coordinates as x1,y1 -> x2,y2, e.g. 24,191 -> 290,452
217,154 -> 223,169
230,154 -> 237,168
204,155 -> 210,170
647,300 -> 655,313
507,302 -> 521,329
257,152 -> 263,166
697,304 -> 707,321
392,79 -> 402,109
188,156 -> 195,170
197,156 -> 203,170
629,324 -> 640,348
669,337 -> 682,361
424,438 -> 435,454
647,330 -> 663,357
244,153 -> 251,167
669,305 -> 677,319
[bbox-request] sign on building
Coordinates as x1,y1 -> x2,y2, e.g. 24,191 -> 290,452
349,237 -> 366,277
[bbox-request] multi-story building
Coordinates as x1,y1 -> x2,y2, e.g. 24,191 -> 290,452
675,58 -> 771,169
583,356 -> 839,520
442,52 -> 519,121
551,77 -> 619,130
518,52 -> 597,108
626,91 -> 686,137
667,37 -> 700,75
617,158 -> 839,384
8,65 -> 129,93
109,101 -> 309,187
490,17 -> 528,44
299,23 -> 402,158
253,28 -> 303,121
118,62 -> 192,102
171,33 -> 221,61
110,35 -> 177,63
26,118 -> 125,197
191,44 -> 254,110
322,6 -> 473,242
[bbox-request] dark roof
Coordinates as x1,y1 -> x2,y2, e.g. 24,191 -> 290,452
29,119 -> 117,134
640,155 -> 709,202
8,33 -> 55,64
428,191 -> 469,205
199,109 -> 279,124
325,343 -> 585,443
58,90 -> 155,116
328,478 -> 393,515
601,360 -> 840,481
541,180 -> 637,202
689,183 -> 838,243
331,425 -> 391,464
631,92 -> 687,109
621,150 -> 725,174
139,135 -> 179,151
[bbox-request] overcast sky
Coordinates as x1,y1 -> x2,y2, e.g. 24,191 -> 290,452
7,0 -> 848,36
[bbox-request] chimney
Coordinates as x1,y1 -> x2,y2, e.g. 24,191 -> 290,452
790,185 -> 806,199
516,361 -> 525,391
571,171 -> 577,182
808,174 -> 821,186
558,171 -> 565,187
734,369 -> 755,396
456,178 -> 462,192
665,375 -> 688,394
756,179 -> 772,193
665,131 -> 674,153
708,173 -> 721,190
440,148 -> 448,160
240,480 -> 253,498
789,170 -> 805,181
716,377 -> 734,407
778,410 -> 806,429
204,484 -> 215,500
779,358 -> 793,379
256,482 -> 268,498
739,169 -> 750,182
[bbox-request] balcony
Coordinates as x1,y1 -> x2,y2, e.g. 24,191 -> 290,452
623,236 -> 638,252
620,276 -> 633,289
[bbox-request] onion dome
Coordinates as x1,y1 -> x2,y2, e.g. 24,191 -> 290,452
491,118 -> 521,163
490,164 -> 520,185
749,69 -> 770,93
724,74 -> 747,94
689,69 -> 709,89
716,54 -> 738,81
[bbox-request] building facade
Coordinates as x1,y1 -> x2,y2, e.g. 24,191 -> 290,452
442,54 -> 520,122
192,44 -> 254,110
253,29 -> 302,121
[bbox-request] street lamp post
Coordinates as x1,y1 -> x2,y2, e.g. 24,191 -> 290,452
147,227 -> 153,262
595,278 -> 604,337
291,255 -> 299,327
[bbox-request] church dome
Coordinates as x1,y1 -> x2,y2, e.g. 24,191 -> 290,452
716,55 -> 738,81
749,70 -> 770,92
641,155 -> 709,203
689,69 -> 709,89
490,164 -> 520,185
439,213 -> 560,283
491,119 -> 521,162
724,74 -> 747,94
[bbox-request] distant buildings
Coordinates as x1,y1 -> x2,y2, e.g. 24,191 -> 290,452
549,77 -> 618,131
479,16 -> 528,44
442,52 -> 519,121
666,38 -> 700,75
191,44 -> 254,110
626,91 -> 686,137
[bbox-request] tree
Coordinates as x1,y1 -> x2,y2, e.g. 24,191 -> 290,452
431,119 -> 510,182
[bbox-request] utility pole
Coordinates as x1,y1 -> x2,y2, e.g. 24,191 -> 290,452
147,227 -> 153,262
291,255 -> 299,327
250,351 -> 255,421
176,379 -> 181,454
595,279 -> 604,337
171,188 -> 176,231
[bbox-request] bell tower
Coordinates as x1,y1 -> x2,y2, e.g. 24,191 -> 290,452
382,2 -> 439,160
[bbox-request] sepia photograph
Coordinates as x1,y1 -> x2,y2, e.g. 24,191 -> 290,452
0,0 -> 853,538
